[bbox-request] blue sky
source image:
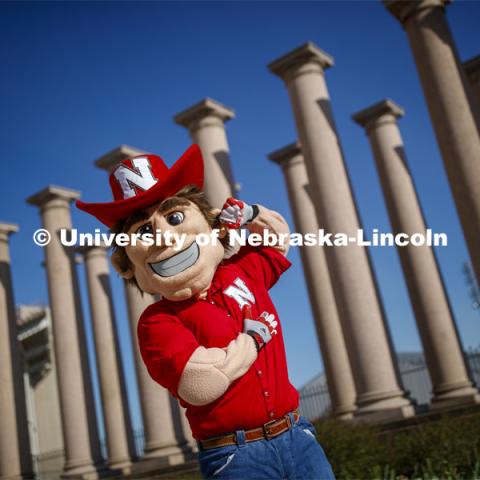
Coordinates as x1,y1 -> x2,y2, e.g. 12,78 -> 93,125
1,1 -> 479,434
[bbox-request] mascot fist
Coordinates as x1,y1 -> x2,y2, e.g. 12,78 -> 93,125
218,197 -> 258,229
242,305 -> 278,352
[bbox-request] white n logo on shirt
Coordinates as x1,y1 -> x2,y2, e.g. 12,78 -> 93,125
223,277 -> 255,309
114,157 -> 158,199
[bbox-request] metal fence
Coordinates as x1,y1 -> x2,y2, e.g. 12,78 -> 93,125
298,382 -> 332,420
299,348 -> 480,421
468,348 -> 480,385
133,428 -> 145,457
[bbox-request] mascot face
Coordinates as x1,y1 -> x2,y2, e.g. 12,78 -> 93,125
113,199 -> 225,301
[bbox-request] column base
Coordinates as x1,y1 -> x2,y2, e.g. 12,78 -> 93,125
354,389 -> 415,423
354,404 -> 416,424
61,459 -> 111,480
332,403 -> 357,420
430,387 -> 480,412
108,458 -> 132,476
335,411 -> 355,421
178,438 -> 199,456
142,442 -> 185,464
357,388 -> 413,409
61,461 -> 98,480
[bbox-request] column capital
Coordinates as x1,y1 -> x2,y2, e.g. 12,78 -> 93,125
0,222 -> 19,236
268,42 -> 334,80
0,222 -> 19,244
464,55 -> 480,82
27,185 -> 80,208
384,0 -> 450,25
174,98 -> 235,130
94,145 -> 149,172
352,99 -> 404,133
267,142 -> 303,167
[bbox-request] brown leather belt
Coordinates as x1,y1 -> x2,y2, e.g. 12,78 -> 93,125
199,410 -> 300,450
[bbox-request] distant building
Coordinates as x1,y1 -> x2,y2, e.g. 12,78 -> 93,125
17,305 -> 64,479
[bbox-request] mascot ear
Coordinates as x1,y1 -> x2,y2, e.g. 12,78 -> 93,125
111,250 -> 134,280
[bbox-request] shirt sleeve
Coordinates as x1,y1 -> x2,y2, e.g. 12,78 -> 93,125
230,245 -> 292,290
137,304 -> 199,398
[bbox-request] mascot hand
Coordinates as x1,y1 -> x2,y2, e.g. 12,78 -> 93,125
218,197 -> 258,229
242,305 -> 278,352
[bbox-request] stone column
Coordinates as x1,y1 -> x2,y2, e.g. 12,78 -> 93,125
353,99 -> 480,409
27,187 -> 103,478
384,0 -> 480,287
79,245 -> 134,472
72,255 -> 105,470
269,43 -> 413,420
464,55 -> 480,114
174,98 -> 236,208
268,144 -> 356,419
95,147 -> 185,462
179,406 -> 196,451
123,283 -> 185,462
0,223 -> 34,480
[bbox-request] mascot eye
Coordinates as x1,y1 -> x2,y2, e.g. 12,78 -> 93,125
136,223 -> 153,237
166,211 -> 184,226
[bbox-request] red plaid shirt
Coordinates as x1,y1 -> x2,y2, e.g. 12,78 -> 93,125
137,246 -> 299,440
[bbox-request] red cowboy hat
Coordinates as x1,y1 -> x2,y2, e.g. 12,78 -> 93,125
76,144 -> 204,228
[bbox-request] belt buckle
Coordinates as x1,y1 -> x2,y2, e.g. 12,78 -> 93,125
262,418 -> 278,440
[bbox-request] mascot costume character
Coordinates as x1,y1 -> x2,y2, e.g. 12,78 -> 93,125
77,144 -> 335,479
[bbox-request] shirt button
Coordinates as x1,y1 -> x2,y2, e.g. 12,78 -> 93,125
264,391 -> 269,397
258,370 -> 262,376
270,412 -> 275,418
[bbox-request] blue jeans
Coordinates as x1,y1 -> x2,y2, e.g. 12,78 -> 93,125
197,414 -> 335,479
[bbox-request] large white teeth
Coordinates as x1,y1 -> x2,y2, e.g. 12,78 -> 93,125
149,241 -> 199,278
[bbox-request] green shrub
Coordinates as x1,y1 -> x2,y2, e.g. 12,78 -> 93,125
314,411 -> 480,480
314,417 -> 387,479
386,413 -> 480,479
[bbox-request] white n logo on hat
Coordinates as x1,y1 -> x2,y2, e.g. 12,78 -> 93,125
114,157 -> 158,199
